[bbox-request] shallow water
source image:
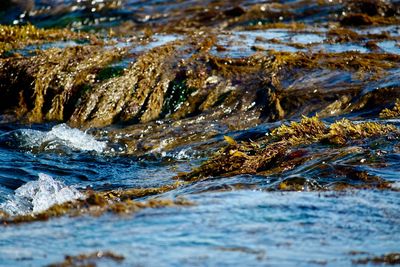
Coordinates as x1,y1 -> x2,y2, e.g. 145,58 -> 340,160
0,190 -> 399,266
1,0 -> 400,266
1,121 -> 399,266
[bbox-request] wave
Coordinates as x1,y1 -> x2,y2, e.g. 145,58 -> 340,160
1,123 -> 107,153
0,173 -> 84,216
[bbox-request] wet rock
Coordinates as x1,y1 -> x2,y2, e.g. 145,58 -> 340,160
340,13 -> 400,26
224,6 -> 246,18
0,0 -> 34,12
1,22 -> 399,134
0,2 -> 398,171
341,0 -> 400,26
0,0 -> 34,24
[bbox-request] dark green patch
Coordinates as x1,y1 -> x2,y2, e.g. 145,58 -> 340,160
162,77 -> 196,116
96,66 -> 125,81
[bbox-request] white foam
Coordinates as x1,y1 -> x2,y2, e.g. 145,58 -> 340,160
163,148 -> 197,160
46,124 -> 106,152
16,124 -> 107,153
391,181 -> 400,190
0,173 -> 84,216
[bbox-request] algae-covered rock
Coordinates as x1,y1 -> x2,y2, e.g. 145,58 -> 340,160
0,0 -> 398,203
0,45 -> 126,123
0,24 -> 89,56
177,116 -> 399,187
277,177 -> 323,191
1,24 -> 399,133
69,41 -> 183,127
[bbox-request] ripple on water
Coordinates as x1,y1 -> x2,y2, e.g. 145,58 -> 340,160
0,190 -> 399,266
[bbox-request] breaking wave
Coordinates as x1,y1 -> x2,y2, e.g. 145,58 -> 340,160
0,173 -> 84,216
1,123 -> 107,153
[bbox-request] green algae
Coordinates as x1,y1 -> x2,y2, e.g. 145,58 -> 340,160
162,78 -> 196,117
96,65 -> 125,82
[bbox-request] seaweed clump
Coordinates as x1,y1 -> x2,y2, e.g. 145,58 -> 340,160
0,24 -> 87,56
0,45 -> 126,122
177,117 -> 398,185
380,99 -> 400,119
0,183 -> 191,225
47,251 -> 125,267
352,253 -> 400,265
327,118 -> 397,145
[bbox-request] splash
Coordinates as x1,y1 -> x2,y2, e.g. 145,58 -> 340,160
0,173 -> 84,216
8,123 -> 107,153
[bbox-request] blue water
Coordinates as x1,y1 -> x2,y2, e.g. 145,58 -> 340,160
1,189 -> 399,266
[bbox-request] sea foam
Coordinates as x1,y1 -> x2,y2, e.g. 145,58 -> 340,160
10,123 -> 107,153
0,173 -> 84,216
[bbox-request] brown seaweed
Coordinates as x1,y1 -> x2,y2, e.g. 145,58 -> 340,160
47,251 -> 125,267
176,116 -> 399,184
0,24 -> 93,56
380,99 -> 400,119
0,185 -> 191,225
352,253 -> 400,265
